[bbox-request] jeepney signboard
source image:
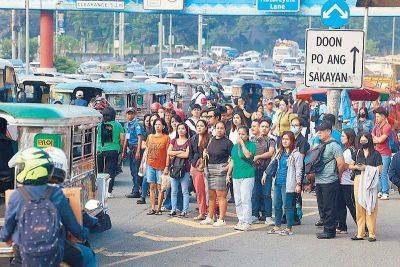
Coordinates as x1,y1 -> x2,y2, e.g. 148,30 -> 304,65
34,133 -> 62,149
305,29 -> 365,88
76,0 -> 125,10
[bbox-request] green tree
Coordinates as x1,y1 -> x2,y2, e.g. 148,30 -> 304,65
54,56 -> 78,73
0,38 -> 12,58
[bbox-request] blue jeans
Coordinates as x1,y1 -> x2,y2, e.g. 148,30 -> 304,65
129,150 -> 140,193
170,172 -> 191,212
252,168 -> 272,218
141,179 -> 149,199
75,243 -> 97,267
274,184 -> 295,228
163,186 -> 183,211
380,155 -> 391,194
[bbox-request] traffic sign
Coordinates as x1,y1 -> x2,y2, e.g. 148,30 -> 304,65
305,29 -> 365,88
257,0 -> 300,12
321,0 -> 350,28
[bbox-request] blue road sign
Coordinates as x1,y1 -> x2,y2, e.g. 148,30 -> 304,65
321,0 -> 350,28
257,0 -> 300,12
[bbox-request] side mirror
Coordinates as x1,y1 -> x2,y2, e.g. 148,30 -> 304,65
17,91 -> 26,103
18,83 -> 24,90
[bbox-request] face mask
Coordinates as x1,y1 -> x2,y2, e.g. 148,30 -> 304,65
290,126 -> 301,134
360,143 -> 369,149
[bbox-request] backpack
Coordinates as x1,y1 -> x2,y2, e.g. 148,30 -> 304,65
310,105 -> 320,123
18,186 -> 63,266
101,122 -> 114,146
190,92 -> 202,108
305,140 -> 336,175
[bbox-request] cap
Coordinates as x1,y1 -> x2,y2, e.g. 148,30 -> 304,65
373,107 -> 388,117
315,121 -> 333,132
76,91 -> 84,98
126,107 -> 136,114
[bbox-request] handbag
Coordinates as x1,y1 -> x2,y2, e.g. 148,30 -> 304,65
196,158 -> 205,172
264,157 -> 278,181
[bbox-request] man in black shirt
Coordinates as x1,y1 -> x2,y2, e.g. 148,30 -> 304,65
0,118 -> 17,193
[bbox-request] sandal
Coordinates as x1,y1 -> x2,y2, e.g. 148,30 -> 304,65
279,229 -> 293,236
155,210 -> 163,215
147,209 -> 156,215
194,215 -> 206,221
351,236 -> 364,241
268,227 -> 280,234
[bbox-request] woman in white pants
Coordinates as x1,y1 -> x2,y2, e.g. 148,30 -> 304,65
227,126 -> 257,231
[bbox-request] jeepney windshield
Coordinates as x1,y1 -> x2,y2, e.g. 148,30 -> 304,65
107,95 -> 126,111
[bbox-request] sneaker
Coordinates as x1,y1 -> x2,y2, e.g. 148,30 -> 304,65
136,198 -> 146,204
377,192 -> 382,198
179,212 -> 188,218
380,194 -> 389,200
279,229 -> 293,236
240,223 -> 251,231
315,220 -> 324,227
107,192 -> 113,198
234,222 -> 243,230
200,217 -> 214,225
213,219 -> 227,227
251,216 -> 260,224
264,217 -> 275,226
169,211 -> 177,217
336,229 -> 348,234
126,192 -> 141,198
161,207 -> 170,212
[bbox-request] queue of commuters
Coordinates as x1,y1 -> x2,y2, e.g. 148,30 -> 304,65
112,95 -> 400,240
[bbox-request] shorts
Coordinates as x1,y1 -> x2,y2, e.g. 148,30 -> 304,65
146,166 -> 163,184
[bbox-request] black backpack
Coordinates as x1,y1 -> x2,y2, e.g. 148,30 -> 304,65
310,104 -> 320,122
169,156 -> 186,179
305,140 -> 336,175
101,122 -> 114,146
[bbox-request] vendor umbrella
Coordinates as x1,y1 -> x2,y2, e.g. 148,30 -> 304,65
348,87 -> 390,101
295,87 -> 327,102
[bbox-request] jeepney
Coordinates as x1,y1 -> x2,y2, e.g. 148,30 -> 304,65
231,80 -> 280,110
136,83 -> 174,118
0,59 -> 18,103
51,81 -> 139,123
0,103 -> 107,215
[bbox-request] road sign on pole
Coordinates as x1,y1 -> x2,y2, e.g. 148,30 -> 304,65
305,29 -> 365,88
321,0 -> 350,28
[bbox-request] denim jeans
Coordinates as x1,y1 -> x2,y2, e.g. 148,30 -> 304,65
170,172 -> 191,212
141,179 -> 149,199
129,150 -> 140,193
163,186 -> 183,211
252,168 -> 272,218
380,155 -> 391,194
233,178 -> 255,225
274,184 -> 295,228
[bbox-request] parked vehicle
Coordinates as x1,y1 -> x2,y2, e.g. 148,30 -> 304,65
272,39 -> 300,65
0,59 -> 18,103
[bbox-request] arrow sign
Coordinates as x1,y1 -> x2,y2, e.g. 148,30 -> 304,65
322,3 -> 349,19
350,47 -> 360,74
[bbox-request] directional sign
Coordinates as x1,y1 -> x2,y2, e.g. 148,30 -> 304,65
257,0 -> 300,12
305,29 -> 365,88
321,0 -> 350,28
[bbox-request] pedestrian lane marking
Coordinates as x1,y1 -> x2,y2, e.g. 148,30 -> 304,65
99,210 -> 319,266
133,231 -> 208,242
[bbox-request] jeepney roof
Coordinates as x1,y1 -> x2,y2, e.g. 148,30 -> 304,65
231,79 -> 281,88
0,59 -> 13,69
136,83 -> 174,94
0,103 -> 102,126
54,81 -> 139,94
19,74 -> 80,85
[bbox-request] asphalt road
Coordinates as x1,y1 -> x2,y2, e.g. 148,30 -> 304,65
91,167 -> 400,267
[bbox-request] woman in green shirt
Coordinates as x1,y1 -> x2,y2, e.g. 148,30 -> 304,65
227,126 -> 256,231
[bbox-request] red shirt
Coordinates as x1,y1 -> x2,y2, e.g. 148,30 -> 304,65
373,121 -> 392,156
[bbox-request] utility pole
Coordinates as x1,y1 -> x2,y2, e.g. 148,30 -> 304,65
198,15 -> 203,56
118,12 -> 125,61
308,16 -> 312,28
392,17 -> 396,55
11,10 -> 17,59
25,0 -> 29,74
55,10 -> 58,55
113,12 -> 116,59
158,14 -> 163,78
169,14 -> 172,56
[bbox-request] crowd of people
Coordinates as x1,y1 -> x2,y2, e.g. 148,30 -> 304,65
115,94 -> 400,240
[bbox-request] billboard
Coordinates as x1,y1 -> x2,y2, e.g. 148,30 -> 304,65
356,0 -> 400,7
0,0 -> 399,16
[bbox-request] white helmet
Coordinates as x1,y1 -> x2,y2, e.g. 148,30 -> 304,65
43,147 -> 68,183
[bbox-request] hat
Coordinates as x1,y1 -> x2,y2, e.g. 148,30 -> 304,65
76,91 -> 84,98
126,107 -> 136,114
191,104 -> 201,110
373,107 -> 388,117
315,121 -> 333,132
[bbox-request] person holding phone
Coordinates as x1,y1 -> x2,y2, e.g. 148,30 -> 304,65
200,122 -> 233,227
227,126 -> 256,231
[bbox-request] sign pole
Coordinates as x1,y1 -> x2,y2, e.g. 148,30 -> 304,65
363,7 -> 368,81
25,0 -> 29,75
158,13 -> 163,78
392,17 -> 396,55
169,14 -> 172,56
198,14 -> 203,56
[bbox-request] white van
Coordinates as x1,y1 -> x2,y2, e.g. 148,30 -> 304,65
210,46 -> 232,58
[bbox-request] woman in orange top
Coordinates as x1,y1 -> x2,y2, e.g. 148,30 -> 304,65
146,118 -> 170,215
